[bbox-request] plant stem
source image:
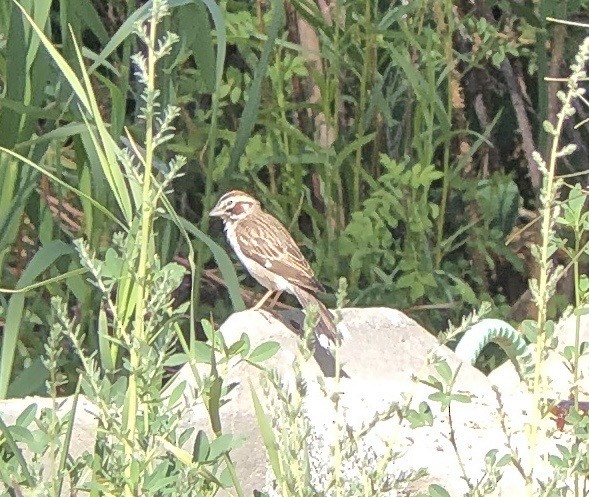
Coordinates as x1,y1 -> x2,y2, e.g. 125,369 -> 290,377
528,90 -> 564,497
124,4 -> 159,495
433,0 -> 454,269
352,0 -> 374,212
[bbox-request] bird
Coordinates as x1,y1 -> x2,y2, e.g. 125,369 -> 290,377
209,190 -> 338,346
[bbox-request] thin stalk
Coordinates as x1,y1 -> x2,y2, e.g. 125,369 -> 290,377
332,0 -> 343,267
524,37 -> 589,490
434,0 -> 454,269
275,46 -> 293,204
223,454 -> 246,497
192,0 -> 228,337
194,68 -> 223,335
352,0 -> 375,212
572,231 -> 581,409
573,228 -> 581,497
525,37 -> 589,483
322,57 -> 335,281
536,0 -> 549,156
528,95 -> 565,497
124,6 -> 159,495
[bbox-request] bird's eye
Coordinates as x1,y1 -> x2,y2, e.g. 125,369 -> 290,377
227,199 -> 234,207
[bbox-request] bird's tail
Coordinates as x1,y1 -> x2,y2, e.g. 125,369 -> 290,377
291,287 -> 338,347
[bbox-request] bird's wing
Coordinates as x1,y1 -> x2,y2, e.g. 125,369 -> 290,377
237,213 -> 324,294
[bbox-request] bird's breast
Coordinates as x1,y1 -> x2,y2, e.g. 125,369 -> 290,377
226,223 -> 295,294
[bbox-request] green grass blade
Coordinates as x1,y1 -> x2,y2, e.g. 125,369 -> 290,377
227,0 -> 284,175
0,240 -> 74,399
69,29 -> 137,220
6,358 -> 48,397
15,122 -> 93,149
12,1 -> 91,111
199,0 -> 227,208
57,387 -> 81,497
0,153 -> 37,271
250,382 -> 283,482
0,146 -> 124,230
0,0 -> 52,148
13,1 -> 134,221
173,216 -> 245,311
175,2 -> 216,92
87,0 -> 195,74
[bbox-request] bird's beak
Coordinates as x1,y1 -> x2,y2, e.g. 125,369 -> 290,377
209,204 -> 223,217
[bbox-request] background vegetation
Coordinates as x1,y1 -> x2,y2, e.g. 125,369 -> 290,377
1,0 -> 589,494
0,0 -> 588,415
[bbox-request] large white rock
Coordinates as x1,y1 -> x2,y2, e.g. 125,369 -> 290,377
173,308 -> 535,496
2,308 -> 584,495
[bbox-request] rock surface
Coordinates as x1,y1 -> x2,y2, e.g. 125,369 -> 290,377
173,308 -> 536,496
2,308 -> 588,495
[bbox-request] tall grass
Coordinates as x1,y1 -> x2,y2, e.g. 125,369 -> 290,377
0,0 -> 587,416
0,0 -> 241,399
0,0 -> 265,494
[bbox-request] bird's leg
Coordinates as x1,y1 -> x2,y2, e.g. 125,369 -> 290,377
252,289 -> 275,310
267,291 -> 283,309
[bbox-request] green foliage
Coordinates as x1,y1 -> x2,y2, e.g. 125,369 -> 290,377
0,0 -> 589,493
252,298 -> 427,496
3,0 -> 587,348
340,155 -> 443,306
0,2 -> 275,494
450,33 -> 589,495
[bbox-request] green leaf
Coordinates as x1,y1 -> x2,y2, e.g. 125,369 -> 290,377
521,320 -> 538,342
435,361 -> 453,383
15,404 -> 38,427
449,393 -> 471,404
563,183 -> 585,227
426,484 -> 451,497
250,382 -> 283,481
167,380 -> 187,407
164,353 -> 189,367
248,341 -> 280,364
0,415 -> 34,485
193,342 -> 213,364
208,434 -> 234,460
7,425 -> 36,443
406,402 -> 433,428
218,466 -> 234,488
227,337 -> 249,356
428,391 -> 451,409
103,247 -> 123,279
193,430 -> 210,463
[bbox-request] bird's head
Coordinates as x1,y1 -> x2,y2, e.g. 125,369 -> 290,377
209,190 -> 261,223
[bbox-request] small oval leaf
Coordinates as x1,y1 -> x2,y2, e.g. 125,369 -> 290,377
248,341 -> 280,364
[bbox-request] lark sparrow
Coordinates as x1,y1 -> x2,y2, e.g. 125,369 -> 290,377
210,190 -> 337,345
